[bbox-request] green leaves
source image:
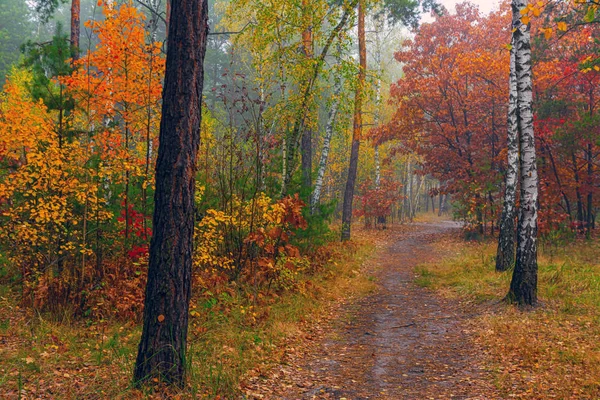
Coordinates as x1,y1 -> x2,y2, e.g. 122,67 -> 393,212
584,5 -> 596,23
378,0 -> 443,29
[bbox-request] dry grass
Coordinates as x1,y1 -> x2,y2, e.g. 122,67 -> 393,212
0,235 -> 377,399
416,234 -> 600,399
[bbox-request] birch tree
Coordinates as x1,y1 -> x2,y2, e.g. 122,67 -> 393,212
312,77 -> 342,212
496,32 -> 519,272
507,0 -> 539,306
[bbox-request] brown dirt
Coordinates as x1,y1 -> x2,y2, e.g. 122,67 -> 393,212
243,221 -> 500,399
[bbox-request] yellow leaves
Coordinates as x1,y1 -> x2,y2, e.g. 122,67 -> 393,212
519,2 -> 547,25
557,21 -> 568,31
541,27 -> 553,40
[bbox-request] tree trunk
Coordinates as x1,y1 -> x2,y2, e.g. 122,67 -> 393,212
341,0 -> 365,241
301,0 -> 313,193
70,0 -> 80,65
312,78 -> 341,212
302,129 -> 312,192
496,34 -> 519,272
587,143 -> 594,232
508,0 -> 538,306
572,151 -> 584,229
281,1 -> 357,196
134,0 -> 209,386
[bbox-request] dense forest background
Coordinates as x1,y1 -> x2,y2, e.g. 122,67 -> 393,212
2,0 -> 600,396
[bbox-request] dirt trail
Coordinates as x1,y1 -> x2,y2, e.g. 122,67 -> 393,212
245,221 -> 499,399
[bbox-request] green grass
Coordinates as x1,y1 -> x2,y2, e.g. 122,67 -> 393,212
416,235 -> 600,398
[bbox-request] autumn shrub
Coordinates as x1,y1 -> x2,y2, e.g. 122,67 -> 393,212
0,71 -> 110,312
355,177 -> 401,228
194,191 -> 308,294
0,2 -> 164,318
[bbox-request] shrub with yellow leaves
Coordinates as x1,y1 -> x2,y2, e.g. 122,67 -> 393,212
194,191 -> 308,292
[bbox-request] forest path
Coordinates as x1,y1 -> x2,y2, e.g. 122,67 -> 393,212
244,221 -> 499,399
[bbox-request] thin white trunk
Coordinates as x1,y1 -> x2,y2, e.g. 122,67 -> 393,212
281,136 -> 287,196
508,0 -> 538,306
373,14 -> 383,190
496,31 -> 519,272
312,79 -> 342,211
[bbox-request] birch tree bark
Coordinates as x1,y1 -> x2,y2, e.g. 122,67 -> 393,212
507,0 -> 538,306
311,78 -> 342,212
495,34 -> 518,272
280,0 -> 357,196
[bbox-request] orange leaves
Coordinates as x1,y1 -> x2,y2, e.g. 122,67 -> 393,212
0,1 -> 165,317
384,5 -> 512,227
67,1 -> 164,149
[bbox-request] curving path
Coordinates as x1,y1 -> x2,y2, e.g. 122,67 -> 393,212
244,221 -> 499,400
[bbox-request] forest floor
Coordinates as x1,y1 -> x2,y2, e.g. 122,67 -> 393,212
3,219 -> 600,398
242,220 -> 499,399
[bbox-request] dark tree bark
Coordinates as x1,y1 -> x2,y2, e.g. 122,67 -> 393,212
134,0 -> 209,387
70,0 -> 80,64
341,0 -> 365,241
507,0 -> 538,306
301,1 -> 313,194
587,143 -> 594,232
301,128 -> 312,192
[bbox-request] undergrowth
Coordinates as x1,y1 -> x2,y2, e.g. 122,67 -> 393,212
416,234 -> 600,398
0,234 -> 376,399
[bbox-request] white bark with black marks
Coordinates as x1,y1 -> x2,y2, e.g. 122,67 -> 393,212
496,33 -> 519,272
508,0 -> 538,306
311,78 -> 342,212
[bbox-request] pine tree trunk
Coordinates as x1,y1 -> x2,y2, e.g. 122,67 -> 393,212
70,0 -> 80,64
134,0 -> 209,386
508,0 -> 538,306
341,0 -> 366,241
496,35 -> 518,272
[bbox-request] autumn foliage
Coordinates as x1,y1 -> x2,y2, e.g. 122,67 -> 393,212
0,2 -> 312,319
380,2 -> 600,235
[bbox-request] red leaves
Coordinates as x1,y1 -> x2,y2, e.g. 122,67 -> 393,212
355,178 -> 402,221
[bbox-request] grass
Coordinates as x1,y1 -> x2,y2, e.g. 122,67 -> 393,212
0,236 -> 377,399
416,234 -> 600,398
